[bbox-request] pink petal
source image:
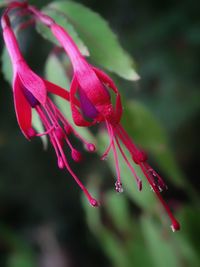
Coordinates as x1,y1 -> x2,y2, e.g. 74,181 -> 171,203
17,61 -> 46,105
13,75 -> 32,139
79,88 -> 98,119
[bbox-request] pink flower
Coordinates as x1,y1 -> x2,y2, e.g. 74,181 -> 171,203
51,23 -> 180,231
1,14 -> 98,207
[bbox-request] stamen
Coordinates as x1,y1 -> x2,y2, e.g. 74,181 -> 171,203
101,139 -> 112,160
115,181 -> 123,193
116,125 -> 139,155
89,198 -> 100,207
115,136 -> 142,191
87,143 -> 96,152
71,149 -> 82,162
143,162 -> 167,192
55,127 -> 65,147
106,121 -> 123,193
48,98 -> 95,150
116,125 -> 147,164
64,125 -> 72,135
171,221 -> 180,232
35,105 -> 63,167
36,126 -> 54,137
44,102 -> 59,127
58,157 -> 64,169
35,100 -> 99,206
140,162 -> 180,231
53,131 -> 99,207
46,100 -> 82,156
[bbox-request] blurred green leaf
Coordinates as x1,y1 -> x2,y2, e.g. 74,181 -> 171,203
141,216 -> 180,267
0,224 -> 36,267
126,234 -> 154,267
1,46 -> 12,85
7,253 -> 36,267
177,206 -> 200,258
45,52 -> 70,88
99,228 -> 132,267
40,0 -> 139,81
105,191 -> 132,232
0,1 -> 7,8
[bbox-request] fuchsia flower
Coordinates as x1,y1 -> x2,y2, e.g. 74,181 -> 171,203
1,2 -> 180,231
1,12 -> 98,207
50,23 -> 180,231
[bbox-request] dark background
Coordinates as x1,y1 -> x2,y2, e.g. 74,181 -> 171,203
0,0 -> 199,266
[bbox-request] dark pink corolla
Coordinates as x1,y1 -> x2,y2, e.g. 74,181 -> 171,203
1,13 -> 98,207
50,23 -> 180,231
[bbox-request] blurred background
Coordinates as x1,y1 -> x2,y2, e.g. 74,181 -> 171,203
0,0 -> 199,266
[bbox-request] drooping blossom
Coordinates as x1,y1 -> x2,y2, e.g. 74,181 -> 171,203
2,2 -> 180,231
49,23 -> 180,231
1,11 -> 98,207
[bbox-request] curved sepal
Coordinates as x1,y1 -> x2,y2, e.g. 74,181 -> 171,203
93,66 -> 123,122
13,75 -> 32,139
44,79 -> 70,100
17,61 -> 47,105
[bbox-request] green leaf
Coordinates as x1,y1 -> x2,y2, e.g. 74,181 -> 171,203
1,46 -> 12,85
0,1 -> 7,8
99,228 -> 132,267
141,216 -> 180,267
177,206 -> 200,257
45,52 -> 70,89
8,252 -> 36,267
39,1 -> 139,81
105,191 -> 132,232
0,224 -> 36,267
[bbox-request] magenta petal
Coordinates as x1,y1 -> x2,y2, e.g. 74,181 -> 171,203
13,75 -> 32,139
79,88 -> 98,119
17,61 -> 46,105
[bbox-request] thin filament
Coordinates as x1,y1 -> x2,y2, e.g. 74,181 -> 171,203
115,136 -> 142,190
106,121 -> 121,187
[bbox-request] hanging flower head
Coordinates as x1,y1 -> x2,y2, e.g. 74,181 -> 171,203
1,10 -> 98,207
49,23 -> 180,231
1,2 -> 180,231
